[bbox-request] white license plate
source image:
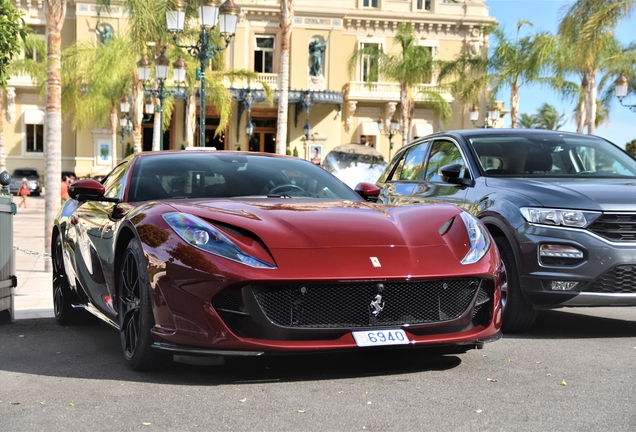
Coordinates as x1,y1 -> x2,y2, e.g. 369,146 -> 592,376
352,329 -> 410,347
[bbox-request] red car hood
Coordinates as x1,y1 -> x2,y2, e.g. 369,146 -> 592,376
169,199 -> 458,250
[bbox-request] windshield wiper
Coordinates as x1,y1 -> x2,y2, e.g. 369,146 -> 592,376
267,193 -> 292,198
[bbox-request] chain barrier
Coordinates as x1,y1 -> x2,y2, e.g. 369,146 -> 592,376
13,245 -> 52,261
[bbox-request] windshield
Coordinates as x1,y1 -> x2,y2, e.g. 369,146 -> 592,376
323,147 -> 388,188
127,152 -> 362,202
469,133 -> 636,178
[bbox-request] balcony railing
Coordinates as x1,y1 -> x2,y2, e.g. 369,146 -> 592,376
348,81 -> 452,102
225,73 -> 279,90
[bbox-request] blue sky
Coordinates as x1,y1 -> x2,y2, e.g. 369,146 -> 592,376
486,0 -> 635,148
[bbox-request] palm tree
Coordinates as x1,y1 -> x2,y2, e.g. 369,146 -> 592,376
1,33 -> 40,174
558,0 -> 635,135
0,0 -> 28,173
276,0 -> 294,155
488,21 -> 557,128
518,112 -> 539,129
535,102 -> 566,130
43,0 -> 67,271
62,36 -> 136,169
98,0 -> 172,153
347,23 -> 451,147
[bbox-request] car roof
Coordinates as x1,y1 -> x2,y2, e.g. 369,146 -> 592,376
426,128 -> 602,140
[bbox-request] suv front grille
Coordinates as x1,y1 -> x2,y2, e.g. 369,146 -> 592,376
589,213 -> 636,242
590,265 -> 636,294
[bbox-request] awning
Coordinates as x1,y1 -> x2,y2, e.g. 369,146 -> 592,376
359,121 -> 379,136
412,121 -> 433,138
24,110 -> 45,125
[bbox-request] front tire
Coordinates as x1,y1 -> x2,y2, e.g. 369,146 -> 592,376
118,238 -> 167,370
52,235 -> 83,325
495,237 -> 537,333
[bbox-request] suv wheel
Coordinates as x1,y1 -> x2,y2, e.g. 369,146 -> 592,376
495,237 -> 537,333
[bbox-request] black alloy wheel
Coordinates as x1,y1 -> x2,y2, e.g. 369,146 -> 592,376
118,238 -> 167,370
494,237 -> 537,333
52,235 -> 82,325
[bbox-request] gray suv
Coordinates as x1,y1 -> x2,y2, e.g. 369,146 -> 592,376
10,168 -> 42,196
376,129 -> 636,333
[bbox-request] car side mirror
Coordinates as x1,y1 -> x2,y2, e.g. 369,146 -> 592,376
354,182 -> 381,202
439,164 -> 473,187
68,179 -> 118,203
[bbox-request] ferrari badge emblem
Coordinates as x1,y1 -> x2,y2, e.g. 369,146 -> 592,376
370,294 -> 385,316
370,257 -> 381,267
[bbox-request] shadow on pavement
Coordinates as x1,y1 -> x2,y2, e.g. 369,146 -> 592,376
0,318 -> 462,385
507,308 -> 636,340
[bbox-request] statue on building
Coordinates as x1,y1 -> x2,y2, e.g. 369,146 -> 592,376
309,28 -> 333,77
95,19 -> 114,44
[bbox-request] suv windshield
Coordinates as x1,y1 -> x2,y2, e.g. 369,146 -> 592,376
13,169 -> 39,178
469,133 -> 636,178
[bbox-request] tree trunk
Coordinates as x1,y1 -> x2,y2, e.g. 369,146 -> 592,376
185,92 -> 196,147
0,88 -> 5,174
132,80 -> 144,153
152,111 -> 161,151
110,107 -> 118,169
576,96 -> 586,134
276,0 -> 294,155
586,69 -> 597,135
510,85 -> 519,128
400,82 -> 409,147
44,0 -> 66,272
575,76 -> 587,134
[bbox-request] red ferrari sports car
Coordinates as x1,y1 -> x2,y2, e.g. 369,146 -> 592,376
52,151 -> 502,370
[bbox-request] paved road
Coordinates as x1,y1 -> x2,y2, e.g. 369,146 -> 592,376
1,307 -> 635,431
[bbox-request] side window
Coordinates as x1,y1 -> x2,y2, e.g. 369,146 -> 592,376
360,42 -> 381,82
399,142 -> 430,181
425,141 -> 466,182
102,162 -> 129,199
254,35 -> 275,73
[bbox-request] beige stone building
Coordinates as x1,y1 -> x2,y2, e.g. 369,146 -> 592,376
2,0 -> 496,178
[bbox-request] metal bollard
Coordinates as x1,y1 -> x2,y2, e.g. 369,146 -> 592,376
0,170 -> 17,322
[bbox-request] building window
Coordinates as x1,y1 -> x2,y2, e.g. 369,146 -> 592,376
363,0 -> 379,7
24,25 -> 46,62
26,124 -> 44,153
421,46 -> 434,84
417,0 -> 432,10
254,35 -> 275,73
360,43 -> 380,82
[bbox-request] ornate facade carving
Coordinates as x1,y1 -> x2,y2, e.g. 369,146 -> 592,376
345,100 -> 358,133
6,88 -> 16,123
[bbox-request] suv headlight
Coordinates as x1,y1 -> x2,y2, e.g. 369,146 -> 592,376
459,212 -> 491,265
163,212 -> 276,269
520,207 -> 601,228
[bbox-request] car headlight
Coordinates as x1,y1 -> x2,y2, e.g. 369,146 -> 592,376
163,212 -> 276,269
459,212 -> 491,265
520,207 -> 601,228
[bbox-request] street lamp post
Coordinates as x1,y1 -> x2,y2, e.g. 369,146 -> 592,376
615,74 -> 636,112
470,103 -> 500,128
378,117 -> 401,160
167,0 -> 240,147
137,51 -> 187,151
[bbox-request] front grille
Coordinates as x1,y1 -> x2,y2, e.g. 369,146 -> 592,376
590,265 -> 636,294
252,279 -> 482,329
589,213 -> 636,242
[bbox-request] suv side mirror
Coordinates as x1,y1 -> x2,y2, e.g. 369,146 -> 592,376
439,164 -> 473,187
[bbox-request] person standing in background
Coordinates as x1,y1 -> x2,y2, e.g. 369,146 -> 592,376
61,176 -> 70,204
17,178 -> 29,208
